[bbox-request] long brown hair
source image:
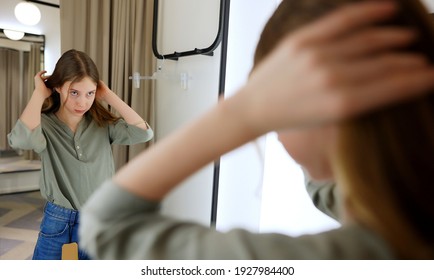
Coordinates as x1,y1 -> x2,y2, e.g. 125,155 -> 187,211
43,49 -> 120,126
254,0 -> 434,258
335,0 -> 434,258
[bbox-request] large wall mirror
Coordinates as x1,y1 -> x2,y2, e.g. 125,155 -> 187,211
0,29 -> 44,157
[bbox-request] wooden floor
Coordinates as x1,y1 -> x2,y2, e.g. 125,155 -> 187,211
0,191 -> 44,260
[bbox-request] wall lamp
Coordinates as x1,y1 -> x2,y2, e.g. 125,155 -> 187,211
3,29 -> 25,40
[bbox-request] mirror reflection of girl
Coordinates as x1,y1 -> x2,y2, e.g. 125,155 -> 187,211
7,49 -> 154,260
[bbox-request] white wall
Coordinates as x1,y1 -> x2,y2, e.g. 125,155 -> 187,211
154,0 -> 285,232
155,0 -> 221,225
216,0 -> 280,232
219,0 -> 338,235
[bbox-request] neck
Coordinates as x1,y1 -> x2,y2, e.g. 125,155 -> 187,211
55,110 -> 82,133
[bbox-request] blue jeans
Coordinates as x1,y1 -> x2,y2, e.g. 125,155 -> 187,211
32,201 -> 91,260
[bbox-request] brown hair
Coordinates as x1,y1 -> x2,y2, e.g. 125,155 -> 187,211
43,49 -> 120,126
254,0 -> 434,258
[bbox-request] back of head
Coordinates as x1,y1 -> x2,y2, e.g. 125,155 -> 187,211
335,1 -> 434,259
254,0 -> 434,258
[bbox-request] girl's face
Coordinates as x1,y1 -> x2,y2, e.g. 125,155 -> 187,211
56,77 -> 97,118
277,125 -> 337,180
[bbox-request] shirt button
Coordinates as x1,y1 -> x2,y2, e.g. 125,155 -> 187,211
76,146 -> 80,149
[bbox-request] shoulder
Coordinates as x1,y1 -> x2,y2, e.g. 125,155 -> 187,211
293,224 -> 394,259
41,113 -> 58,125
225,223 -> 394,259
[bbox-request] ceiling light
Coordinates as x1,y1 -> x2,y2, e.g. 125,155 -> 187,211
14,2 -> 41,26
3,29 -> 25,41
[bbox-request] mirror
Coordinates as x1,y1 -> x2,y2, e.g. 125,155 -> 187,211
0,29 -> 44,192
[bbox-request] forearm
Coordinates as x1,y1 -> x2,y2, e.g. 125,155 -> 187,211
114,88 -> 260,201
19,91 -> 46,130
104,91 -> 149,130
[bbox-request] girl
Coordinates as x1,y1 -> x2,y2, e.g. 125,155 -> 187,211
8,49 -> 153,259
80,1 -> 434,259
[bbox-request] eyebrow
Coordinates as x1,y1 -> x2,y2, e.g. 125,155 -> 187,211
69,88 -> 97,93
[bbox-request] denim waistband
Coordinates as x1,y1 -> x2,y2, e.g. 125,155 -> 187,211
44,201 -> 80,224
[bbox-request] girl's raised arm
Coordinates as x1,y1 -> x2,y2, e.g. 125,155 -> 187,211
19,70 -> 52,130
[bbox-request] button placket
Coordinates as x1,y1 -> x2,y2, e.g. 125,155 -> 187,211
74,122 -> 85,160
75,142 -> 82,159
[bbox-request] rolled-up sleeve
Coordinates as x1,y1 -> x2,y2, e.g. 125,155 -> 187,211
7,119 -> 46,153
109,119 -> 154,145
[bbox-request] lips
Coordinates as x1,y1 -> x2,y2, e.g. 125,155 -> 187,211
75,109 -> 86,114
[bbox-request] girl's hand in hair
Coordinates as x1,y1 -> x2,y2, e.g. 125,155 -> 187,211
239,0 -> 434,135
34,70 -> 51,99
96,80 -> 113,102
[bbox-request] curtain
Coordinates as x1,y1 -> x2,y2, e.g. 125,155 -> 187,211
60,0 -> 155,170
22,43 -> 43,160
0,48 -> 20,153
0,45 -> 42,158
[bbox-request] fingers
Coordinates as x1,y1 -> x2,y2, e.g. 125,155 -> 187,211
312,52 -> 434,119
97,80 -> 109,90
322,53 -> 430,86
334,67 -> 434,118
290,1 -> 398,46
323,27 -> 417,60
35,70 -> 46,78
243,0 -> 434,132
34,70 -> 50,81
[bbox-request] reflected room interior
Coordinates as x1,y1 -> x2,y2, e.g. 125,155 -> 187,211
0,0 -> 56,260
0,29 -> 44,194
0,29 -> 45,260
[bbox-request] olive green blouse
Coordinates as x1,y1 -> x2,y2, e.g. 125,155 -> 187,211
7,113 -> 153,210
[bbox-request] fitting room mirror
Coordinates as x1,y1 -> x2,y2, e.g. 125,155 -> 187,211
0,29 -> 44,187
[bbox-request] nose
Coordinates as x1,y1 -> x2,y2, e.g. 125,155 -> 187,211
76,95 -> 87,107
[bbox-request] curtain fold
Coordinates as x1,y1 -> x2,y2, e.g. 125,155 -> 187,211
0,48 -> 20,153
60,0 -> 155,170
0,45 -> 42,158
23,43 -> 43,160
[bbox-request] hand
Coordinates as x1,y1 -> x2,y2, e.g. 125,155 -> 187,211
34,70 -> 51,99
241,1 -> 434,134
96,80 -> 113,102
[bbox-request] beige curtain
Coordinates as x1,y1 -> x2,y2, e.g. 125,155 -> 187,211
23,43 -> 43,160
60,0 -> 155,170
0,48 -> 20,153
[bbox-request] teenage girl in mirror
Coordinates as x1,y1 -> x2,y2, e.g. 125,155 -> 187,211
8,49 -> 153,260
